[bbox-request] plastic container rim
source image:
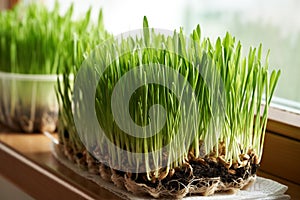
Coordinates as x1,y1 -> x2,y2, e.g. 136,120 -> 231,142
0,71 -> 74,82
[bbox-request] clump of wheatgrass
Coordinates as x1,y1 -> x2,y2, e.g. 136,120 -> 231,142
0,2 -> 108,132
0,2 -> 106,74
56,17 -> 280,198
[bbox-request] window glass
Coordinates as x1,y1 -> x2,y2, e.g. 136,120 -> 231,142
183,0 -> 300,112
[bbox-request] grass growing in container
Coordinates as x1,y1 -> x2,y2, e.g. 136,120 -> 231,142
57,17 -> 280,198
0,2 -> 101,74
0,2 -> 108,132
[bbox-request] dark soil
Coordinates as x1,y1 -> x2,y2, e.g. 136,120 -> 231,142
124,155 -> 258,192
0,105 -> 57,132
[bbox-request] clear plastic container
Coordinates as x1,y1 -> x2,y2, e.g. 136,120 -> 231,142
0,71 -> 59,132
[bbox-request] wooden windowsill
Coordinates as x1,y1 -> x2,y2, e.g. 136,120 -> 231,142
260,107 -> 300,199
0,130 -> 122,200
267,107 -> 300,141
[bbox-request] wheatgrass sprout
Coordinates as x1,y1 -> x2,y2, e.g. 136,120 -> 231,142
56,10 -> 110,158
57,17 -> 280,198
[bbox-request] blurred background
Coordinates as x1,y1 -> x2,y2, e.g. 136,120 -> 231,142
1,0 -> 299,112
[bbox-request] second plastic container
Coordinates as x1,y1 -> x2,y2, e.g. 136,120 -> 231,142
0,71 -> 59,132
